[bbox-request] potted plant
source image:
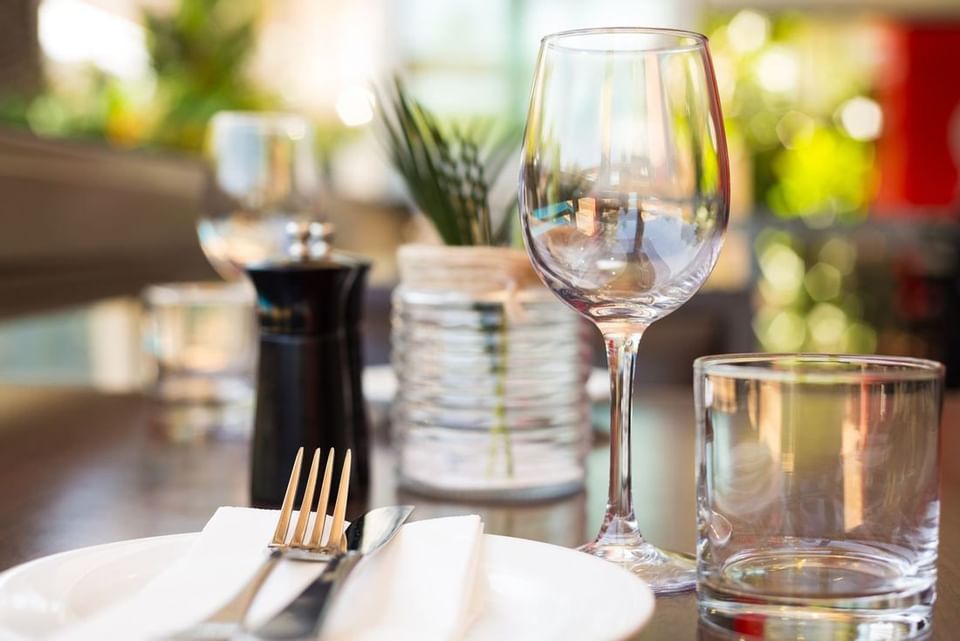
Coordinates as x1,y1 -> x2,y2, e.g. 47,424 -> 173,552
379,79 -> 590,501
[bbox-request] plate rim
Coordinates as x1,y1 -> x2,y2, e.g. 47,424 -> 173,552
481,532 -> 656,641
0,530 -> 655,641
0,532 -> 197,582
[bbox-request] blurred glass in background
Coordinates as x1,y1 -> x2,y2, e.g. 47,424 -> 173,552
140,282 -> 256,437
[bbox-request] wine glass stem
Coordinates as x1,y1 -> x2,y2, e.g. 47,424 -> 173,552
599,330 -> 645,545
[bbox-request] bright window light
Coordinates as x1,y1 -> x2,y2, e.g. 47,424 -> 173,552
39,0 -> 149,80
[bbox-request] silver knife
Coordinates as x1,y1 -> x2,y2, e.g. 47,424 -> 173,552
254,505 -> 415,640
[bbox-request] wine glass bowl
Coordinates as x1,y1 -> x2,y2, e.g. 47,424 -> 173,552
520,28 -> 728,329
198,112 -> 327,277
519,27 -> 729,593
522,184 -> 726,327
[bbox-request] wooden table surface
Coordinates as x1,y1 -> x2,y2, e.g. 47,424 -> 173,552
0,385 -> 956,640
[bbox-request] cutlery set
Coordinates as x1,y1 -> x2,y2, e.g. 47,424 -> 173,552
171,447 -> 412,641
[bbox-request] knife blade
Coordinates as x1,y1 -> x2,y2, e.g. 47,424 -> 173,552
254,505 -> 414,640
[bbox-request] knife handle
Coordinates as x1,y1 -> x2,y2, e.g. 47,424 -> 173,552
255,552 -> 363,640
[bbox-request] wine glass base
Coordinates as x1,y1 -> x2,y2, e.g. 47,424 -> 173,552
578,539 -> 696,594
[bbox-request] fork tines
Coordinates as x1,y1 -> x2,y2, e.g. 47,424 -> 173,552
269,447 -> 352,553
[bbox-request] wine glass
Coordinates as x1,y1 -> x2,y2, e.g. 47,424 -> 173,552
198,112 -> 330,278
518,27 -> 729,593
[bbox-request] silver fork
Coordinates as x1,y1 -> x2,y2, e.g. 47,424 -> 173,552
167,446 -> 352,641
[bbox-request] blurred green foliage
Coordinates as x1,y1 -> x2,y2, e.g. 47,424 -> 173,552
754,229 -> 879,353
707,11 -> 878,223
767,126 -> 874,219
0,68 -> 133,143
0,0 -> 276,153
705,11 -> 892,354
144,0 -> 274,151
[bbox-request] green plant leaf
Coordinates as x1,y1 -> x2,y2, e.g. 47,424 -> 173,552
375,76 -> 519,246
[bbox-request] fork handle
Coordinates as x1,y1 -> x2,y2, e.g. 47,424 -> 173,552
199,548 -> 282,625
255,552 -> 362,639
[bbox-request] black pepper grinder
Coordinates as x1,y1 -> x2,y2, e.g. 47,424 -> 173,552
246,245 -> 371,507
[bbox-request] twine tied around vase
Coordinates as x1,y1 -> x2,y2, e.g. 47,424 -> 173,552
396,244 -> 544,323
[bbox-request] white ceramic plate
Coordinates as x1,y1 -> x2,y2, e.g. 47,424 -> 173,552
0,533 -> 653,641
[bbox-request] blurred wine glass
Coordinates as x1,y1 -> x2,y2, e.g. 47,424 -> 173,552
198,112 -> 329,279
519,27 -> 729,593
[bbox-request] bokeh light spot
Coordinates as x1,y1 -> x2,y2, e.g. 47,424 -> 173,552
727,10 -> 770,55
755,46 -> 798,94
838,96 -> 883,141
336,86 -> 375,127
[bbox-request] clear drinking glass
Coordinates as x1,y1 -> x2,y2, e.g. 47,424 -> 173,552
142,282 -> 257,436
519,27 -> 729,592
695,354 -> 944,637
142,282 -> 257,399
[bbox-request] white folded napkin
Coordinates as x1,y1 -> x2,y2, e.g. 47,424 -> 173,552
51,508 -> 485,641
